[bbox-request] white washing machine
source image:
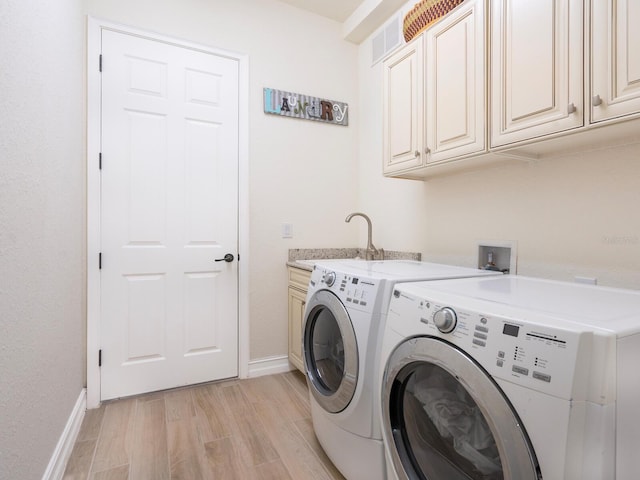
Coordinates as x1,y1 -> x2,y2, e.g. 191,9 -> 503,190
302,260 -> 501,480
379,275 -> 640,480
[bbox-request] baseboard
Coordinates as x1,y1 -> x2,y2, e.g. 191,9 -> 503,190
248,355 -> 293,377
42,388 -> 86,480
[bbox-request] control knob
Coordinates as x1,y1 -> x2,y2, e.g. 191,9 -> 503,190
433,307 -> 457,333
324,271 -> 336,287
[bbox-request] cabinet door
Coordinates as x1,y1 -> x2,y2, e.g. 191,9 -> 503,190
490,0 -> 583,147
591,0 -> 640,122
288,286 -> 306,373
383,39 -> 425,174
425,0 -> 486,163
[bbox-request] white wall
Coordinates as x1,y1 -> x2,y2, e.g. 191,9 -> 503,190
87,0 -> 360,359
357,5 -> 640,290
0,0 -> 86,478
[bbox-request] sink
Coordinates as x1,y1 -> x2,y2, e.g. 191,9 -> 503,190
296,259 -> 322,267
296,258 -> 362,267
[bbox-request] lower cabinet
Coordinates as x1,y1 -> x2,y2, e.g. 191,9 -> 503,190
287,267 -> 311,373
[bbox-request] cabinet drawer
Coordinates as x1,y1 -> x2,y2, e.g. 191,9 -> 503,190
288,267 -> 312,291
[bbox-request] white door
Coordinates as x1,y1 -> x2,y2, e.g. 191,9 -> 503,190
100,30 -> 239,400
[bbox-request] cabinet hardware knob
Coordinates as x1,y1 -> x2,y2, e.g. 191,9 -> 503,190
592,95 -> 603,107
414,150 -> 420,157
425,147 -> 431,154
567,103 -> 577,114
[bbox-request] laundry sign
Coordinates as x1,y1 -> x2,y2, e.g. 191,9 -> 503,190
263,88 -> 348,126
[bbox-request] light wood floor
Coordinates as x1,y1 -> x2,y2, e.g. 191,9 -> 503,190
63,371 -> 346,480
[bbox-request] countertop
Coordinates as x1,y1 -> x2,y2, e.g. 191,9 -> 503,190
287,248 -> 421,272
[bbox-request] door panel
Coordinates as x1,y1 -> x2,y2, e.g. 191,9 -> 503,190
127,111 -> 167,243
100,29 -> 239,400
508,0 -> 554,120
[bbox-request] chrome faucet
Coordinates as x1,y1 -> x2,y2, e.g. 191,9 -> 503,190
345,212 -> 384,261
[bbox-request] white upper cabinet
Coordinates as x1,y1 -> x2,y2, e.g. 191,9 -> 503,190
591,0 -> 640,123
490,0 -> 584,147
382,39 -> 424,174
425,0 -> 486,162
381,0 -> 640,179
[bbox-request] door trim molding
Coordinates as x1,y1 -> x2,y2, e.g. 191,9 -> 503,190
86,16 -> 250,409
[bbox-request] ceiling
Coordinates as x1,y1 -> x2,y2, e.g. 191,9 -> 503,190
276,0 -> 364,23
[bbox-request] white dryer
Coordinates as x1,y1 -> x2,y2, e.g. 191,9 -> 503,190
379,276 -> 640,480
302,260 -> 501,480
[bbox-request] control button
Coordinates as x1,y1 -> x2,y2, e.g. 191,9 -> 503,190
512,365 -> 529,376
474,332 -> 487,340
433,307 -> 457,333
498,351 -> 505,359
325,271 -> 336,287
496,359 -> 504,367
480,317 -> 488,324
360,301 -> 367,306
533,371 -> 551,383
475,325 -> 489,333
346,298 -> 352,302
472,339 -> 486,347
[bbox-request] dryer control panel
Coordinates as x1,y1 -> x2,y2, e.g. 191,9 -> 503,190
387,289 -> 590,401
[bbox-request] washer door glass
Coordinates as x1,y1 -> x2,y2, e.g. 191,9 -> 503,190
304,289 -> 358,413
383,337 -> 541,480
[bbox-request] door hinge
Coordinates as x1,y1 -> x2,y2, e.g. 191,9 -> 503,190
99,54 -> 103,72
98,349 -> 102,367
99,252 -> 102,269
99,152 -> 102,170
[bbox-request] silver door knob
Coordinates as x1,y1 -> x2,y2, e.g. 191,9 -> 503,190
592,95 -> 603,107
567,103 -> 577,114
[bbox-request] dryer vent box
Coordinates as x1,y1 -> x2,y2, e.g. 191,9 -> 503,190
477,241 -> 517,274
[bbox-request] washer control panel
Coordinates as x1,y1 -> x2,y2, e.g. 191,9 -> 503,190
387,290 -> 586,400
309,267 -> 381,314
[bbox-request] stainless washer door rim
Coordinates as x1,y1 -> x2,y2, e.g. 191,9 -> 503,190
382,336 -> 541,480
303,289 -> 359,413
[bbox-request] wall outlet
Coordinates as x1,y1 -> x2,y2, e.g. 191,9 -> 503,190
477,240 -> 517,273
281,223 -> 293,239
